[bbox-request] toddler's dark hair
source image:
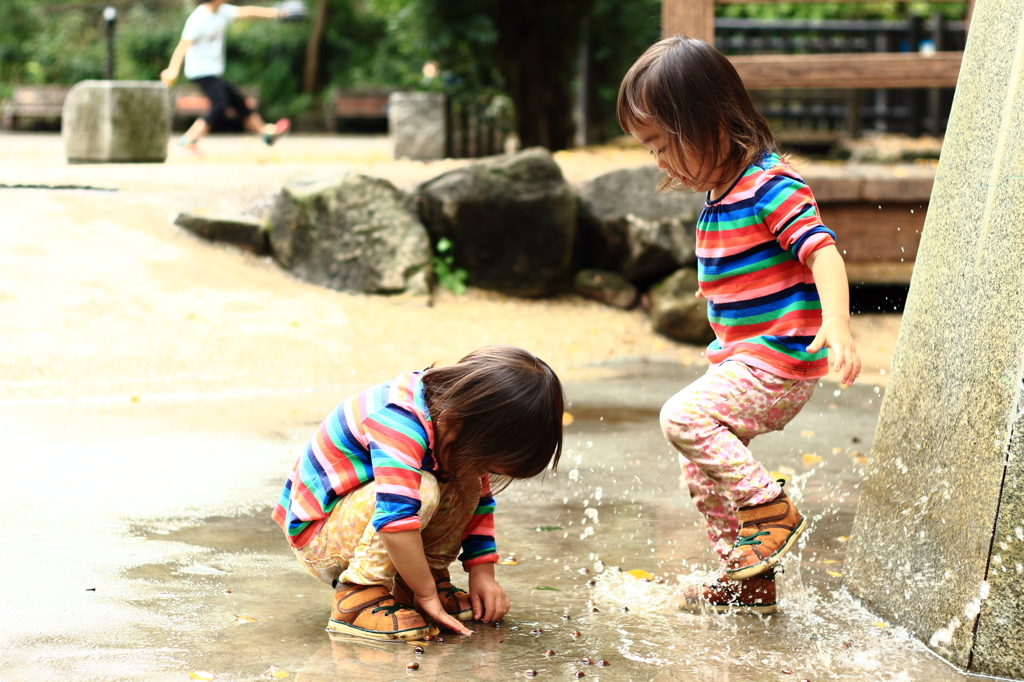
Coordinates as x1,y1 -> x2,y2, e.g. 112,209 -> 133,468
422,345 -> 564,485
617,36 -> 776,191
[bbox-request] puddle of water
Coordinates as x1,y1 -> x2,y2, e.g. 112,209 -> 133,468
0,371 -> 972,681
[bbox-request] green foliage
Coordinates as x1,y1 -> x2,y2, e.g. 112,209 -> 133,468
716,2 -> 968,21
0,0 -> 41,84
432,237 -> 468,295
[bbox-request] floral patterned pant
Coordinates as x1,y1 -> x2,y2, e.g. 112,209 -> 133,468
293,472 -> 481,587
660,361 -> 816,563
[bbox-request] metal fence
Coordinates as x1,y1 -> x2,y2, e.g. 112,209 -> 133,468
716,15 -> 967,141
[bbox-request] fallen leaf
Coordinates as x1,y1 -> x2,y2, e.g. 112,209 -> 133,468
497,559 -> 519,565
776,465 -> 797,476
873,622 -> 889,628
821,560 -> 839,564
535,526 -> 563,532
535,586 -> 560,591
802,453 -> 823,465
769,470 -> 792,486
267,666 -> 289,679
428,625 -> 441,637
832,447 -> 843,455
625,569 -> 654,581
800,430 -> 815,438
233,614 -> 256,625
189,672 -> 215,681
837,536 -> 850,543
826,570 -> 842,578
562,412 -> 574,426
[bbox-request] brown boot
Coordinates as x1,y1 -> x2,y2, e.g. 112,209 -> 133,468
392,569 -> 474,621
678,569 -> 777,614
327,583 -> 429,642
725,487 -> 805,581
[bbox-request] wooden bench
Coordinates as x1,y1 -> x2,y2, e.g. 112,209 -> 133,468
1,85 -> 73,130
323,87 -> 401,131
171,85 -> 260,130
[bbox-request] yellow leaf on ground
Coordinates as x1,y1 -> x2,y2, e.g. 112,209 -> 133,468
625,569 -> 654,581
769,470 -> 792,486
190,672 -> 215,681
873,622 -> 889,628
267,666 -> 289,679
233,614 -> 256,625
776,466 -> 797,476
800,430 -> 816,438
802,453 -> 823,465
428,625 -> 441,637
562,412 -> 574,426
826,570 -> 842,578
497,559 -> 519,565
832,447 -> 843,455
822,560 -> 839,565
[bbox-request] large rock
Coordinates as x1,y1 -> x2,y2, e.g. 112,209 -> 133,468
648,268 -> 715,345
389,91 -> 447,161
578,165 -> 703,285
268,174 -> 431,295
417,147 -> 577,297
62,81 -> 170,163
843,1 -> 1024,677
573,269 -> 637,309
174,212 -> 267,254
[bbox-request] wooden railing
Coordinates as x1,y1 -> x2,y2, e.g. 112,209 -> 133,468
662,0 -> 973,91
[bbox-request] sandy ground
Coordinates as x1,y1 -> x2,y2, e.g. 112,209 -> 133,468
0,132 -> 900,404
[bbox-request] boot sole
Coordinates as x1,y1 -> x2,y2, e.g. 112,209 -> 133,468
326,619 -> 429,642
726,516 -> 806,581
678,598 -> 777,615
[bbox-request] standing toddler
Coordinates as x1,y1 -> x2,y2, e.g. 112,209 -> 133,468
618,36 -> 861,614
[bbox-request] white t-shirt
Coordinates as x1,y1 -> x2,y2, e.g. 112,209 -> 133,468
181,3 -> 238,80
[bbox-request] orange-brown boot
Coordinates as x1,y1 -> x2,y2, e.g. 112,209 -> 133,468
392,570 -> 474,621
725,486 -> 805,581
677,569 -> 777,614
327,583 -> 429,642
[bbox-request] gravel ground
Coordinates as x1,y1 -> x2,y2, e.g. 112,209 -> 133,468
0,132 -> 899,403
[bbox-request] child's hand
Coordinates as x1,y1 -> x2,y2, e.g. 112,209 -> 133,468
414,593 -> 473,635
468,563 -> 510,622
806,317 -> 861,386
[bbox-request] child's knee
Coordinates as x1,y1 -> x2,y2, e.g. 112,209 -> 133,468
660,396 -> 702,447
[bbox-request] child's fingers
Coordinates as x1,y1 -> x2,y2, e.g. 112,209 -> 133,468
471,591 -> 483,622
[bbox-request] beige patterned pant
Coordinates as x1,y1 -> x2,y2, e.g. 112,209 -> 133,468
293,472 -> 481,587
660,361 -> 816,563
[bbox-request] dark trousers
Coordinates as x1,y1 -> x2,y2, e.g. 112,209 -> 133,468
194,76 -> 252,127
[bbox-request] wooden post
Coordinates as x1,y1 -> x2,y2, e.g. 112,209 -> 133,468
662,0 -> 715,44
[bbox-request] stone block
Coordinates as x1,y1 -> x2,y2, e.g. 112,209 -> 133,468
389,92 -> 447,161
62,81 -> 170,163
843,1 -> 1024,678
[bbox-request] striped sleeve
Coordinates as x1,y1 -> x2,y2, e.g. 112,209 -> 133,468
363,404 -> 430,533
755,172 -> 836,264
459,474 -> 499,568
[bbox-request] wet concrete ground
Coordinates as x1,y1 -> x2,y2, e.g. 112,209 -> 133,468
0,360 -> 974,682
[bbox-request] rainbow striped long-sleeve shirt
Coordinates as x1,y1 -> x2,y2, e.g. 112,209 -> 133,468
271,371 -> 498,568
697,152 -> 836,380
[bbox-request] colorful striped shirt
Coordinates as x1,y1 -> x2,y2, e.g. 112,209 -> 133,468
697,152 -> 836,379
271,371 -> 499,568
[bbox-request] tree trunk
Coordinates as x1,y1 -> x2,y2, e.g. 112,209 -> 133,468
304,0 -> 328,94
491,0 -> 594,151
